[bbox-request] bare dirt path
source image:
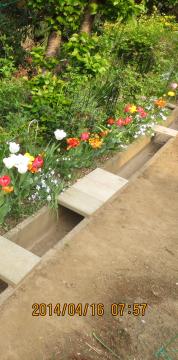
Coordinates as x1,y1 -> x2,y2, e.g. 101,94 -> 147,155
0,137 -> 178,360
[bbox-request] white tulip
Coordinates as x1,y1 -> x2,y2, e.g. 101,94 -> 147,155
3,155 -> 18,169
17,163 -> 28,174
9,142 -> 20,154
54,129 -> 67,140
15,154 -> 29,166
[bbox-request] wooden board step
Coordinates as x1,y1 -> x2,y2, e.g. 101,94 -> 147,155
153,125 -> 178,137
58,168 -> 128,217
0,236 -> 40,286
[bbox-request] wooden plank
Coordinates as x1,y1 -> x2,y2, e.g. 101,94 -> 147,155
58,187 -> 103,217
153,125 -> 178,137
0,236 -> 40,286
86,168 -> 128,190
58,168 -> 128,216
166,103 -> 176,110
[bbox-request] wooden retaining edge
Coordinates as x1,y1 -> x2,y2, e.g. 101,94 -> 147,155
5,206 -> 58,250
152,125 -> 178,137
166,103 -> 176,110
0,236 -> 40,287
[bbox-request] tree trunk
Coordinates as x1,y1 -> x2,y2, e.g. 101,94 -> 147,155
80,0 -> 98,34
45,31 -> 62,58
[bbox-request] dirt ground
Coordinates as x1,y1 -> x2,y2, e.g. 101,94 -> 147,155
0,137 -> 178,360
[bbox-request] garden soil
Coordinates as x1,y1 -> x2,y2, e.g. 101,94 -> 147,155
0,137 -> 178,360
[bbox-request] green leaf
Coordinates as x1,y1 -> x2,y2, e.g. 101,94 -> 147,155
0,202 -> 11,225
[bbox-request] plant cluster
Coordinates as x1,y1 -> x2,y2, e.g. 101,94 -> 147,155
0,90 -> 174,225
0,9 -> 178,228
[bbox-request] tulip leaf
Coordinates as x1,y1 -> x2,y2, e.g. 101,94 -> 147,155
0,202 -> 11,224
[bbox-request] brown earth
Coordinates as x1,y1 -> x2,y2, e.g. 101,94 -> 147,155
0,136 -> 178,360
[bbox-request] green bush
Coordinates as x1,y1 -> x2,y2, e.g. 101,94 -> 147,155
0,78 -> 30,125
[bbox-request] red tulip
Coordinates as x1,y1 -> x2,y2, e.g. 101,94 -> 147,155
124,117 -> 132,125
116,118 -> 124,127
107,118 -> 115,125
140,111 -> 148,118
137,107 -> 148,118
0,175 -> 11,187
67,138 -> 80,150
32,156 -> 44,169
137,106 -> 144,113
81,132 -> 90,141
124,104 -> 131,113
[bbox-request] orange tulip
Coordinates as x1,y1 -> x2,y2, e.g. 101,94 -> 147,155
2,186 -> 14,193
154,99 -> 166,108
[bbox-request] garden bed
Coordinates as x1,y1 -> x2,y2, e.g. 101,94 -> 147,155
2,106 -> 178,257
0,105 -> 177,300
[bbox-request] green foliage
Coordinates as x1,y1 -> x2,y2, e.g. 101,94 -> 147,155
100,15 -> 169,73
30,46 -> 58,70
0,36 -> 16,77
96,14 -> 178,101
99,0 -> 145,21
28,0 -> 86,35
0,78 -> 30,125
145,0 -> 178,13
63,33 -> 109,75
0,6 -> 29,63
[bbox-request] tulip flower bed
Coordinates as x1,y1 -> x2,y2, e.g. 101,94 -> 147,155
0,90 -> 175,230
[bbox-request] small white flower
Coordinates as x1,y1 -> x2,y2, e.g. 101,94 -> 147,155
36,185 -> 40,191
41,180 -> 46,188
9,142 -> 20,154
51,170 -> 55,175
160,113 -> 167,121
46,187 -> 50,193
145,105 -> 153,110
54,129 -> 67,140
47,195 -> 51,202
